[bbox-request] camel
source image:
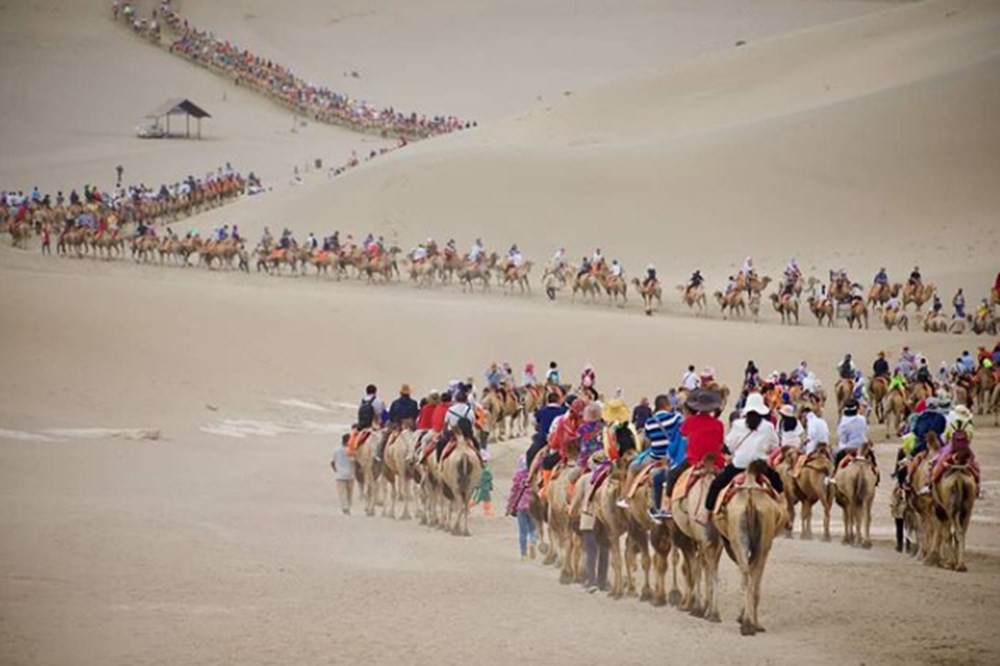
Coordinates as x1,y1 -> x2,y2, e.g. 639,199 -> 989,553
769,293 -> 799,325
631,278 -> 662,314
547,458 -> 584,585
902,283 -> 935,311
968,311 -> 998,336
845,300 -> 869,329
481,389 -> 521,442
519,386 -> 545,436
581,462 -> 633,598
948,316 -> 968,335
974,365 -> 996,416
834,378 -> 854,414
670,465 -> 724,622
807,296 -> 835,327
932,453 -> 977,572
458,262 -> 493,292
501,260 -> 533,293
624,477 -> 682,607
354,429 -> 385,517
601,274 -> 628,308
882,308 -> 908,331
922,312 -> 949,333
91,229 -> 124,259
131,235 -> 159,263
529,471 -> 556,566
739,274 -> 772,295
867,282 -> 898,308
832,442 -> 876,548
438,433 -> 483,536
907,433 -> 941,564
714,461 -> 788,636
713,290 -> 746,319
381,429 -> 418,520
676,283 -> 707,315
868,375 -> 888,424
792,447 -> 834,540
362,248 -> 401,283
5,220 -> 33,249
571,271 -> 602,302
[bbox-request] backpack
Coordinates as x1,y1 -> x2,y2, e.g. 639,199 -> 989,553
357,397 -> 376,429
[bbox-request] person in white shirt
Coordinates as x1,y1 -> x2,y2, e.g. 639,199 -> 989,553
413,245 -> 427,262
777,404 -> 804,449
469,239 -> 484,263
609,260 -> 623,278
680,365 -> 699,391
705,393 -> 784,510
833,398 -> 868,468
592,248 -> 604,266
551,247 -> 566,268
802,406 -> 830,455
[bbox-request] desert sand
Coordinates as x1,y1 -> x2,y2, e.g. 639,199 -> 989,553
2,0 -> 1000,664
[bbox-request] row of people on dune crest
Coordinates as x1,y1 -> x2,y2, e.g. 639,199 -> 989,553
332,349 -> 987,624
0,165 -> 262,250
112,1 -> 475,140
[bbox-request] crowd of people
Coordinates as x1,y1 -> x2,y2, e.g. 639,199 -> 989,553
334,344 -> 996,584
113,2 -> 475,140
1,164 -> 258,243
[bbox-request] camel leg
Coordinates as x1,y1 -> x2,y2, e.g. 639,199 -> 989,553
822,494 -> 832,541
739,568 -> 756,636
955,515 -> 969,573
667,547 -> 683,606
861,497 -> 873,549
638,541 -> 653,602
652,549 -> 667,607
800,501 -> 813,540
608,535 -> 624,599
401,476 -> 412,521
703,545 -> 722,623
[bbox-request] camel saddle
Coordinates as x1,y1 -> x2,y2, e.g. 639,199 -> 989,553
585,460 -> 614,503
715,472 -> 779,515
626,459 -> 663,499
931,450 -> 980,486
793,447 -> 831,477
677,464 -> 717,501
439,436 -> 476,463
905,449 -> 929,480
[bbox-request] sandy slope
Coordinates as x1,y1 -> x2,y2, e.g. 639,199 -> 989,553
194,0 -> 998,300
2,245 -> 1000,665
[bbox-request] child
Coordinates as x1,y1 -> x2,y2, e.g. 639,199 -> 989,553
470,463 -> 494,518
506,454 -> 537,560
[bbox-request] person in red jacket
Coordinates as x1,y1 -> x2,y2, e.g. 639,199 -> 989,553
430,391 -> 452,433
659,389 -> 725,518
417,391 -> 439,430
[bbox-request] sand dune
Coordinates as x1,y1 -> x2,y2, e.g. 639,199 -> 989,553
193,0 -> 998,301
3,0 -> 1000,664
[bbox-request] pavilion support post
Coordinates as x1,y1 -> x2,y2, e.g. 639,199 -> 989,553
186,114 -> 190,138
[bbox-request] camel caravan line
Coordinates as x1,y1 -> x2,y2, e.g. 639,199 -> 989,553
113,3 -> 475,141
1,170 -> 258,263
337,349 -> 991,635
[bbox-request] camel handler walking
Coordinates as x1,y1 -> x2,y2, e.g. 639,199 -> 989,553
331,433 -> 356,515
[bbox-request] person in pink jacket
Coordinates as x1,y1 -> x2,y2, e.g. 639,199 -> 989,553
506,454 -> 538,561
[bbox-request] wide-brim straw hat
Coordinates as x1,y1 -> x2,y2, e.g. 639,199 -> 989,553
602,399 -> 630,424
778,404 -> 796,418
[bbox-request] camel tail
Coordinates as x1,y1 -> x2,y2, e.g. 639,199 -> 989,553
745,496 -> 762,566
854,469 -> 868,509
